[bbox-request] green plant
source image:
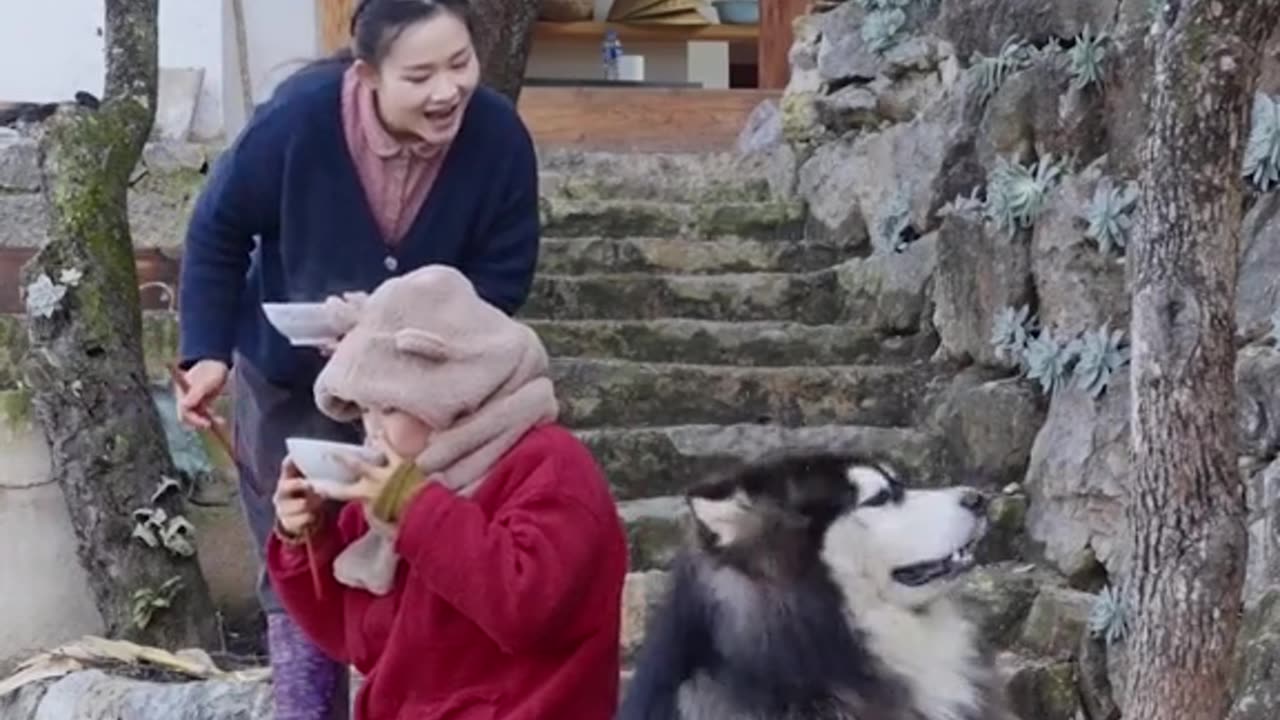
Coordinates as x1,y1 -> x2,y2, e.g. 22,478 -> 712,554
1071,324 -> 1129,398
856,0 -> 923,53
940,187 -> 984,217
131,576 -> 185,630
990,304 -> 1038,364
1085,177 -> 1139,255
1088,584 -> 1131,646
874,192 -> 912,254
1244,92 -> 1280,191
1024,328 -> 1076,395
1068,25 -> 1109,90
985,155 -> 1065,236
974,37 -> 1032,101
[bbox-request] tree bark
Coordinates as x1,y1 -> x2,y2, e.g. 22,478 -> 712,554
1125,2 -> 1280,719
470,0 -> 541,103
19,0 -> 217,649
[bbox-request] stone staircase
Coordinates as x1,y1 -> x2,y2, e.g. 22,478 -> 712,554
525,150 -> 948,575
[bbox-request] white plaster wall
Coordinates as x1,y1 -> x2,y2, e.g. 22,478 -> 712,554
0,0 -> 225,140
221,0 -> 321,138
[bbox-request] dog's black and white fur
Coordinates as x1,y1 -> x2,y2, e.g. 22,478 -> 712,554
618,451 -> 1010,720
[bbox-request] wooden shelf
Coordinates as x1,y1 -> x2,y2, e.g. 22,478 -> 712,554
533,20 -> 759,44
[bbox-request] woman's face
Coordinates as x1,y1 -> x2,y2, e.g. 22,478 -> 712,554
365,407 -> 433,459
358,11 -> 479,146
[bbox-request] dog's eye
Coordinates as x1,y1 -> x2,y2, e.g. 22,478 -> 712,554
860,489 -> 893,507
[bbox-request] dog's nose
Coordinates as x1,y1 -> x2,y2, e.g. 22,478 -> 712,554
959,489 -> 987,515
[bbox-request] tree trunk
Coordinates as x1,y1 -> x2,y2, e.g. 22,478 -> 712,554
471,0 -> 541,103
1125,2 -> 1280,719
19,0 -> 217,649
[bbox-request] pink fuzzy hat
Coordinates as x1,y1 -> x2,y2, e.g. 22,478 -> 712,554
314,265 -> 550,430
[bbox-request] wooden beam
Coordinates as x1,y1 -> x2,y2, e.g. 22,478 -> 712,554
758,0 -> 810,89
317,0 -> 356,54
517,86 -> 780,152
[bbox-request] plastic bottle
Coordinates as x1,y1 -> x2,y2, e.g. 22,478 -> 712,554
602,30 -> 622,81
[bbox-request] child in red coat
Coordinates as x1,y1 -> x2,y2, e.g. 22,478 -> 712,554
266,265 -> 628,720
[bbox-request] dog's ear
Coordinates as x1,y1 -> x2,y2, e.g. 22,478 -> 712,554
686,475 -> 759,546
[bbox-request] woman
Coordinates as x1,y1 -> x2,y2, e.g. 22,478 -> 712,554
174,1 -> 540,717
268,265 -> 627,720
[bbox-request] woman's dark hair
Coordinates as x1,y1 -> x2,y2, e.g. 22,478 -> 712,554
349,0 -> 474,65
278,0 -> 473,91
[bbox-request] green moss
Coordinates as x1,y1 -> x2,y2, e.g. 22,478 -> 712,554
781,91 -> 823,145
0,315 -> 29,391
0,388 -> 33,430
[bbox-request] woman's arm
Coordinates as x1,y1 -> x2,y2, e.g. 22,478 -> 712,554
393,457 -> 610,655
177,114 -> 283,368
265,506 -> 360,663
462,119 -> 540,316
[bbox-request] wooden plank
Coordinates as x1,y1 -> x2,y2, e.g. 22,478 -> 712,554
316,0 -> 356,54
758,0 -> 811,89
533,20 -> 758,44
516,86 -> 779,152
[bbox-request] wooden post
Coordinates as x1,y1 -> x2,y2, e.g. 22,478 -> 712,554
758,0 -> 808,89
317,0 -> 356,53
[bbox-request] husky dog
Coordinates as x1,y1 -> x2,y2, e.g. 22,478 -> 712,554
618,451 -> 1009,720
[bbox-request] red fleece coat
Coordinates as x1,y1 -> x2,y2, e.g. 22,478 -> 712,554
266,425 -> 629,720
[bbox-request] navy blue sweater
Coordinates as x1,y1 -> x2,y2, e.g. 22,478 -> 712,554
178,61 -> 540,389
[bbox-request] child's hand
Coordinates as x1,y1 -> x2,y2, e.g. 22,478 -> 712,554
328,438 -> 431,523
327,437 -> 409,504
274,458 -> 325,537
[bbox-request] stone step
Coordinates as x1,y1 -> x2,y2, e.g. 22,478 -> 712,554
619,496 -> 687,572
524,271 -> 843,323
529,319 -> 936,367
539,197 -> 805,240
551,358 -> 937,431
577,423 -> 950,500
537,236 -> 852,275
538,150 -> 774,204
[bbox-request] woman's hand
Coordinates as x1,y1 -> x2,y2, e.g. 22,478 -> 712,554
274,459 -> 326,538
176,359 -> 229,429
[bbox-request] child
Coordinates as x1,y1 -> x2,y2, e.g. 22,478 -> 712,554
266,265 -> 628,720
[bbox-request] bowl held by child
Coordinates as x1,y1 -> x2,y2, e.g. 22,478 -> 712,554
285,437 -> 386,496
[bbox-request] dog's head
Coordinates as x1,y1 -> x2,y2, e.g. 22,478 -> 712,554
686,451 -> 988,609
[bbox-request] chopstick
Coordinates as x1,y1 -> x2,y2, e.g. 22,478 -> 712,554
167,363 -> 326,600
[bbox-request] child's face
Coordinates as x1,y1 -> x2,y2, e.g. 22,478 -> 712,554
365,407 -> 433,459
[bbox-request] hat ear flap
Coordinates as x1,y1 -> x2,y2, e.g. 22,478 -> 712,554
393,328 -> 451,361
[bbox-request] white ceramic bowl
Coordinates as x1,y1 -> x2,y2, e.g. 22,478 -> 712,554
262,302 -> 341,347
285,438 -> 386,493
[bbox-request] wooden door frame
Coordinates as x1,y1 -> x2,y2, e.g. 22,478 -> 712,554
758,0 -> 810,89
317,0 -> 356,53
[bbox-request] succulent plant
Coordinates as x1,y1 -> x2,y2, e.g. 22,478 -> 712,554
862,7 -> 908,53
23,273 -> 67,319
1071,324 -> 1129,398
974,37 -> 1032,101
990,304 -> 1039,364
985,155 -> 1065,236
1085,177 -> 1140,255
1024,327 -> 1076,395
1244,92 -> 1280,191
1088,584 -> 1131,646
1068,25 -> 1109,90
874,192 -> 912,254
939,187 -> 984,217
